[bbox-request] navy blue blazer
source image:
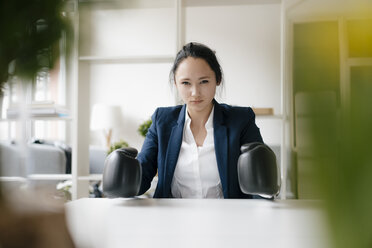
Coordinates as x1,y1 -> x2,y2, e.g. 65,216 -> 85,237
137,100 -> 263,198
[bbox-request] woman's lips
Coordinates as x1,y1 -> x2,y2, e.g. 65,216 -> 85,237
190,100 -> 203,104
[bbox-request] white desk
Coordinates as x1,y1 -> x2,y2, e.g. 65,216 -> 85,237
65,198 -> 331,248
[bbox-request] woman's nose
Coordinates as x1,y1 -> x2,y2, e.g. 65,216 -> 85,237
191,85 -> 200,96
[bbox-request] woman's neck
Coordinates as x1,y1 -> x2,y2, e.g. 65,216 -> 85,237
187,102 -> 214,127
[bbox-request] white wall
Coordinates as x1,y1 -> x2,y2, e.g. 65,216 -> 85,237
81,7 -> 176,57
185,4 -> 281,109
82,2 -> 282,150
89,63 -> 174,149
185,4 -> 281,146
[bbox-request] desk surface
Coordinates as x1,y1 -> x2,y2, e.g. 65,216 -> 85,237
65,198 -> 331,248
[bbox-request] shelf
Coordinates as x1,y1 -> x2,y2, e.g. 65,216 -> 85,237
27,174 -> 72,180
32,116 -> 72,121
185,0 -> 281,7
1,116 -> 72,122
0,174 -> 102,182
0,177 -> 27,182
0,174 -> 72,181
78,0 -> 281,7
79,55 -> 174,64
78,174 -> 103,181
78,0 -> 173,8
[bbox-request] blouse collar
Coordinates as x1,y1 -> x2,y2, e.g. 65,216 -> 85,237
185,104 -> 215,129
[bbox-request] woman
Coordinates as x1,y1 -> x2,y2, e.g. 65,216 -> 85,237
137,42 -> 263,198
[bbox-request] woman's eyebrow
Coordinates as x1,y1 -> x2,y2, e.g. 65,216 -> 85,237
199,76 -> 210,80
177,77 -> 190,81
177,75 -> 210,81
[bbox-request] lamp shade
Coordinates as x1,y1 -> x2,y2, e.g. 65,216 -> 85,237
90,104 -> 123,131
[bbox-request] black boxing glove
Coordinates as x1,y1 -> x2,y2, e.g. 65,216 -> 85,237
237,142 -> 280,198
102,147 -> 142,198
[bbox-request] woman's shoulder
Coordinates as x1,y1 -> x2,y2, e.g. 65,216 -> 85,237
152,105 -> 184,123
155,104 -> 183,115
217,102 -> 255,117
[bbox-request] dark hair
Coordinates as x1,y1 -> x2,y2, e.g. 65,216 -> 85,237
169,42 -> 223,85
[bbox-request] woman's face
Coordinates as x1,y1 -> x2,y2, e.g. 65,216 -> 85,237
174,57 -> 219,115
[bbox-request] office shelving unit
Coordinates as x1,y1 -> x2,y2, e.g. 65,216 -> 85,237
0,105 -> 72,185
69,0 -> 290,200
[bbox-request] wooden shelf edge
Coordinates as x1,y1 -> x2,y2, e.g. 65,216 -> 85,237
255,114 -> 284,119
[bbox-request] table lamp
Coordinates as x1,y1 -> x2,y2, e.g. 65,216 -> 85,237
90,104 -> 123,150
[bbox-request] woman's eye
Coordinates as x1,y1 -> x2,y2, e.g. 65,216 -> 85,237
181,81 -> 190,85
201,80 -> 209,84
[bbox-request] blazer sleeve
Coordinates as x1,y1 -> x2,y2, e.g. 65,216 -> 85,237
137,108 -> 159,195
240,107 -> 264,145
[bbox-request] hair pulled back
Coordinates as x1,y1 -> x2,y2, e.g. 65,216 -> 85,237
169,42 -> 223,85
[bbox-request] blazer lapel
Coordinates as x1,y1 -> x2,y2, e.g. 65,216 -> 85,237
213,101 -> 229,198
163,104 -> 186,196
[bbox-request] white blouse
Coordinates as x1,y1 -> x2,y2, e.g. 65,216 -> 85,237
171,106 -> 224,198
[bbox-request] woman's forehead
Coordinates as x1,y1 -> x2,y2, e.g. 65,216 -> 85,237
175,57 -> 214,78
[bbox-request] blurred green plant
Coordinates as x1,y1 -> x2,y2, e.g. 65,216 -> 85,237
0,0 -> 71,203
0,2 -> 74,245
305,89 -> 372,248
294,25 -> 372,248
107,139 -> 129,155
56,180 -> 72,202
138,119 -> 152,137
0,0 -> 70,93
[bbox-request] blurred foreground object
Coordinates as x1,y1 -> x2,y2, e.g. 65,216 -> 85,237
0,0 -> 73,247
0,0 -> 70,200
292,12 -> 372,248
0,204 -> 75,248
0,0 -> 70,88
